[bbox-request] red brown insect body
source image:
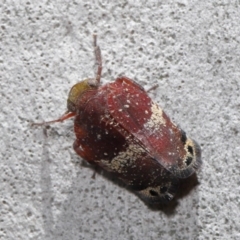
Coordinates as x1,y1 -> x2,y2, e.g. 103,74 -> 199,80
34,35 -> 201,204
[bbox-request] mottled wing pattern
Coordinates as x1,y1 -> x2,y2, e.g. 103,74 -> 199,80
73,87 -> 178,203
97,142 -> 179,203
107,77 -> 201,178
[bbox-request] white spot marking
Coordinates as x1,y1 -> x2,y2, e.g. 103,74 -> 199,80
144,103 -> 166,130
100,144 -> 145,173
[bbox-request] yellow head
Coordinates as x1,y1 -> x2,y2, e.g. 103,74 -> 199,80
67,79 -> 98,112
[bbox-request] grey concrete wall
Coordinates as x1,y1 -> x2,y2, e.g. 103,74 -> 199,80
1,1 -> 239,239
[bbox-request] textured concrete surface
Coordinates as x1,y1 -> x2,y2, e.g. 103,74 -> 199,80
1,1 -> 240,239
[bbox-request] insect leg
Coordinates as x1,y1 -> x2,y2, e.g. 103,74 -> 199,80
93,34 -> 102,85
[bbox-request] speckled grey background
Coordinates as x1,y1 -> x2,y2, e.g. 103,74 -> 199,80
1,1 -> 240,239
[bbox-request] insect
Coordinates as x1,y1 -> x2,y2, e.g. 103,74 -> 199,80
34,35 -> 201,204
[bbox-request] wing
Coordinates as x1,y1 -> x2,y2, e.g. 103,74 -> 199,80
107,77 -> 201,178
97,142 -> 179,204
